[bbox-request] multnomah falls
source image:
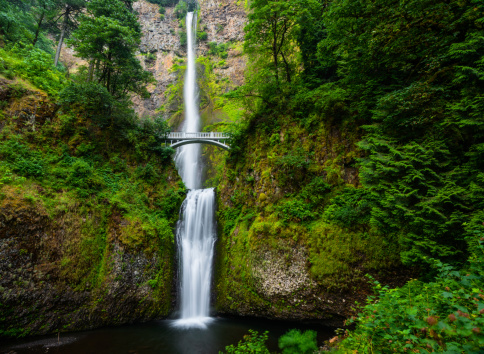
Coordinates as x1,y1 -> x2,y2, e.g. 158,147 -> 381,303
173,11 -> 216,329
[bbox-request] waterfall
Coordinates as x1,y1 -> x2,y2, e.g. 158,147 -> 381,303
175,11 -> 201,190
174,189 -> 216,328
173,11 -> 216,329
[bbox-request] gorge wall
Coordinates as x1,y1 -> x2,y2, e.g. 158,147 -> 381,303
212,117 -> 411,325
132,0 -> 247,125
0,77 -> 184,337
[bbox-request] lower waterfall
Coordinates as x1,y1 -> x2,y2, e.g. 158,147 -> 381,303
173,189 -> 216,328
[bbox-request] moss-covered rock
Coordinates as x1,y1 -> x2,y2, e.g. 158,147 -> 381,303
213,115 -> 411,324
0,76 -> 184,338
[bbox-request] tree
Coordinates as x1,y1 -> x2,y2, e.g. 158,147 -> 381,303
244,0 -> 300,85
68,0 -> 153,97
53,0 -> 87,67
319,0 -> 484,266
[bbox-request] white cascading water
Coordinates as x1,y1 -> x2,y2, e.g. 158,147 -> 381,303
175,11 -> 201,190
173,11 -> 216,329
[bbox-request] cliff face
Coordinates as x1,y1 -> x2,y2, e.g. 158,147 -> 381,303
0,78 -> 184,337
212,117 -> 409,324
0,187 -> 175,336
132,0 -> 247,123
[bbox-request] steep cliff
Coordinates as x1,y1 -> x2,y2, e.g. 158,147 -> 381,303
0,77 -> 184,337
132,0 -> 247,125
212,116 -> 411,324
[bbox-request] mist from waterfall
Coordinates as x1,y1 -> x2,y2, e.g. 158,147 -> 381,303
173,11 -> 216,330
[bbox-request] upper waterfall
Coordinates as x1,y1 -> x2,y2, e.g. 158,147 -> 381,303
174,11 -> 201,190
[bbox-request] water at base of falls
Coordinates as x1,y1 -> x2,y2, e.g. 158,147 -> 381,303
173,189 -> 216,329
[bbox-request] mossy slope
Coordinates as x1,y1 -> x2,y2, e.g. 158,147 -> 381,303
213,115 -> 410,323
0,76 -> 184,338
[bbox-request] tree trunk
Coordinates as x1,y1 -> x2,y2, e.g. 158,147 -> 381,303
88,61 -> 94,82
54,7 -> 70,67
106,52 -> 112,93
281,51 -> 291,83
32,11 -> 45,46
54,26 -> 65,67
272,20 -> 279,84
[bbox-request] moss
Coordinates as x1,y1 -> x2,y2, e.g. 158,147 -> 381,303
308,220 -> 400,291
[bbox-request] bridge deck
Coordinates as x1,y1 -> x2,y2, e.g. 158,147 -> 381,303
165,132 -> 230,140
162,132 -> 231,150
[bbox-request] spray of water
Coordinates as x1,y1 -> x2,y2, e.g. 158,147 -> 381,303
173,12 -> 216,329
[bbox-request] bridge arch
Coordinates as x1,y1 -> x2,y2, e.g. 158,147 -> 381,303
170,139 -> 230,150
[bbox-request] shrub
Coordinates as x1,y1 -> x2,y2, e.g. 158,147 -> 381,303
146,0 -> 179,6
278,329 -> 318,354
277,199 -> 314,223
0,139 -> 45,178
196,31 -> 208,41
208,41 -> 229,57
299,176 -> 331,206
323,186 -> 374,229
179,31 -> 187,46
338,233 -> 484,353
145,53 -> 157,63
1,44 -> 66,96
135,163 -> 159,183
174,0 -> 187,19
223,330 -> 270,354
59,81 -> 114,127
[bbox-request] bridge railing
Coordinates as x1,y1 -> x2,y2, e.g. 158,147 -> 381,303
164,132 -> 231,139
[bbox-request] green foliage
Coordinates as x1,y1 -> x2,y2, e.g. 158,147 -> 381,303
158,6 -> 166,14
222,330 -> 270,354
359,137 -> 472,265
338,233 -> 484,353
277,199 -> 313,223
68,0 -> 153,98
208,41 -> 229,58
0,0 -> 55,52
126,115 -> 175,162
244,0 -> 300,86
196,31 -> 208,41
275,147 -> 313,184
0,139 -> 46,178
0,44 -> 66,96
59,81 -> 114,125
323,186 -> 374,230
308,221 -> 400,290
146,0 -> 179,6
237,0 -> 484,269
174,0 -> 187,19
299,176 -> 331,207
278,329 -> 318,354
179,31 -> 187,47
145,52 -> 157,62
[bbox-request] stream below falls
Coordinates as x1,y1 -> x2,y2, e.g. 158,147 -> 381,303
0,318 -> 336,353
